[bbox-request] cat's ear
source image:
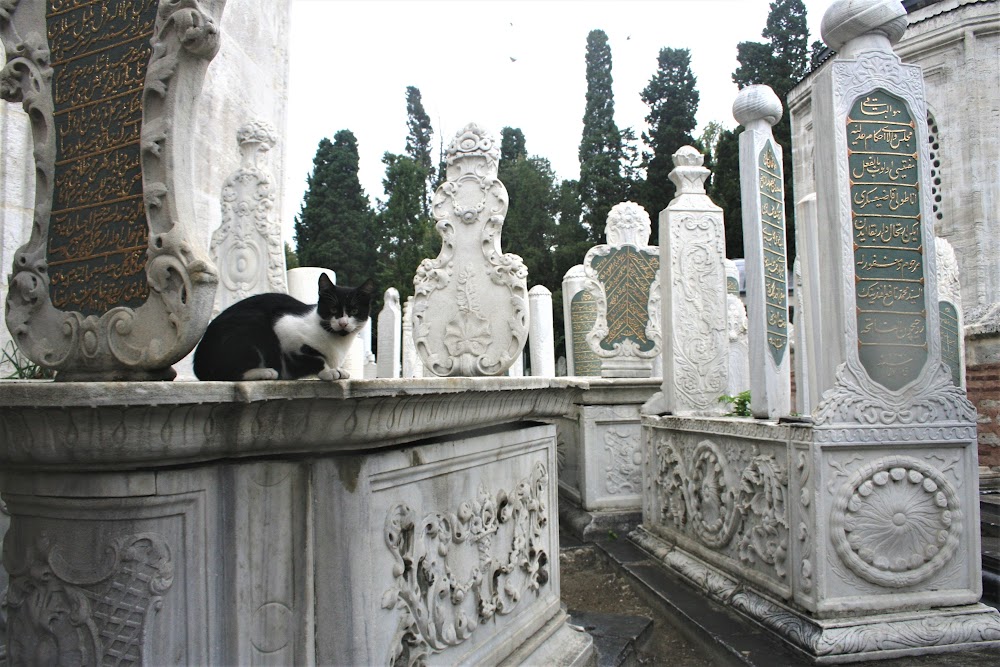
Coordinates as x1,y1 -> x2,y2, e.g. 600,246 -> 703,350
318,272 -> 335,292
358,278 -> 376,295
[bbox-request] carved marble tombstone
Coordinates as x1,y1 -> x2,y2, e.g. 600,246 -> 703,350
377,287 -> 402,378
562,264 -> 601,376
209,120 -> 286,316
936,237 -> 965,388
582,202 -> 661,378
735,85 -> 792,418
646,147 -> 728,415
411,124 -> 528,376
401,296 -> 423,378
528,285 -> 555,376
723,258 -> 750,398
0,0 -> 224,380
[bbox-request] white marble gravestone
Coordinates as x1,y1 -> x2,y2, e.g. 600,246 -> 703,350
528,285 -> 556,376
936,236 -> 965,388
402,296 -> 423,378
1,0 -> 225,380
645,147 -> 729,416
210,119 -> 286,316
563,264 -> 601,377
411,123 -> 528,377
582,202 -> 661,378
724,258 -> 750,398
377,287 -> 402,379
735,85 -> 792,418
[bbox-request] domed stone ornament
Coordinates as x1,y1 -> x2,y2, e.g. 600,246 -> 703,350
412,123 -> 528,376
831,455 -> 962,587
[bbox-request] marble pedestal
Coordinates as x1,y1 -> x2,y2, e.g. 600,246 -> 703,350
557,379 -> 659,539
0,379 -> 594,666
637,415 -> 1000,663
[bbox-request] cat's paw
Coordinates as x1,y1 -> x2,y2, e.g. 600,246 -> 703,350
318,368 -> 349,381
242,368 -> 280,381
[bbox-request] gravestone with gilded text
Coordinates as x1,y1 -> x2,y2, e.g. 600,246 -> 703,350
582,202 -> 660,378
735,84 -> 791,418
562,264 -> 601,377
0,0 -> 223,380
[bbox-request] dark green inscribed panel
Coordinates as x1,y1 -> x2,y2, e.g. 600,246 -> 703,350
727,276 -> 740,296
759,141 -> 787,366
590,247 -> 659,353
46,0 -> 159,316
939,302 -> 961,386
849,89 -> 927,391
571,290 -> 601,376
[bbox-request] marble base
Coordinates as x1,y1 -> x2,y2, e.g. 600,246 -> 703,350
631,528 -> 1000,663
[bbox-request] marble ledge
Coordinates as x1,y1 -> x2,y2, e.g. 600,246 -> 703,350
0,377 -> 588,471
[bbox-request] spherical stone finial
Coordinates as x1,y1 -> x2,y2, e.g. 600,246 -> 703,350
821,0 -> 908,52
732,85 -> 783,128
672,145 -> 704,168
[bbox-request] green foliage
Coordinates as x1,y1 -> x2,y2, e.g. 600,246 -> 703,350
639,47 -> 699,237
579,29 -> 627,245
2,340 -> 54,380
719,390 -> 752,417
731,0 -> 811,265
500,127 -> 526,164
376,152 -> 437,306
709,127 -> 744,259
294,131 -> 377,288
284,242 -> 299,270
404,86 -> 435,216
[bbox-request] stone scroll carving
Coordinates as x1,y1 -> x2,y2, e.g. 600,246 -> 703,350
412,124 -> 528,376
210,119 -> 285,316
3,531 -> 174,665
0,0 -> 223,380
381,462 -> 550,666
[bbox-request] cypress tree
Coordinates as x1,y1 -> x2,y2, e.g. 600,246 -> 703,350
293,131 -> 376,288
404,86 -> 435,216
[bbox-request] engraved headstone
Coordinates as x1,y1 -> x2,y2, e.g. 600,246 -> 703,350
377,287 -> 402,379
562,265 -> 601,377
645,147 -> 728,415
724,258 -> 750,397
936,237 -> 964,387
401,296 -> 423,378
528,285 -> 555,377
411,123 -> 528,376
210,120 -> 286,316
582,202 -> 661,378
1,0 -> 224,380
735,85 -> 791,418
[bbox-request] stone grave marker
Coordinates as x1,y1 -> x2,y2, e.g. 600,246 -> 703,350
936,237 -> 964,387
582,202 -> 661,378
411,123 -> 528,376
528,285 -> 555,376
562,265 -> 601,376
1,0 -> 224,380
377,287 -> 402,378
724,258 -> 750,398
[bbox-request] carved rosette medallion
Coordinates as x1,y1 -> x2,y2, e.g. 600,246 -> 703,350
3,531 -> 174,664
412,124 -> 528,376
830,455 -> 961,587
0,0 -> 223,380
381,462 -> 550,666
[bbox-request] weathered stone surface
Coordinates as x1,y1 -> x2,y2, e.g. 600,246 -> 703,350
412,124 -> 528,377
528,285 -> 556,376
563,265 -> 601,377
377,288 -> 402,379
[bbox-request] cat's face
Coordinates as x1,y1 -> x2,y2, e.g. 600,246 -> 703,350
317,275 -> 375,337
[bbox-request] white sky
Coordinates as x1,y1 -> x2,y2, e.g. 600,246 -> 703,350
283,0 -> 832,242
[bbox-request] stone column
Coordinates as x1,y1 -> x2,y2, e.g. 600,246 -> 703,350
647,147 -> 728,416
724,258 -> 750,398
376,288 -> 402,379
0,100 -> 33,377
562,265 -> 601,377
401,296 -> 423,378
936,237 -> 965,388
582,202 -> 661,378
794,193 -> 822,414
528,285 -> 556,377
210,120 -> 286,317
734,85 -> 792,418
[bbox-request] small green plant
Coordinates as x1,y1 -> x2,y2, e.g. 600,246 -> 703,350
2,340 -> 54,380
718,390 -> 752,417
607,530 -> 618,541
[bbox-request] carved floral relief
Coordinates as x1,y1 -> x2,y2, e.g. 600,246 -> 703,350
381,462 -> 550,666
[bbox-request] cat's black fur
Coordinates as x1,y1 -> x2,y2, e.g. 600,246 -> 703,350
194,274 -> 375,381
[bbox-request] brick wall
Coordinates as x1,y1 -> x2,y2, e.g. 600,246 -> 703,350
968,362 -> 1000,467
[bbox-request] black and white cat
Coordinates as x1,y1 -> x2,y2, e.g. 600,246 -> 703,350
194,274 -> 375,381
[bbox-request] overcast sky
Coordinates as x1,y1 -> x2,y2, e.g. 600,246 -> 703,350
282,0 -> 832,241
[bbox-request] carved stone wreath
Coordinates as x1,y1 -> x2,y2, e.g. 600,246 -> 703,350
381,462 -> 550,666
830,455 -> 962,588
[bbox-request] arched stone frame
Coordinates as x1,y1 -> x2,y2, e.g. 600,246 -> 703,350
0,0 -> 224,380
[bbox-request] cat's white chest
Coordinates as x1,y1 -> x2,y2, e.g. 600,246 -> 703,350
274,309 -> 351,368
